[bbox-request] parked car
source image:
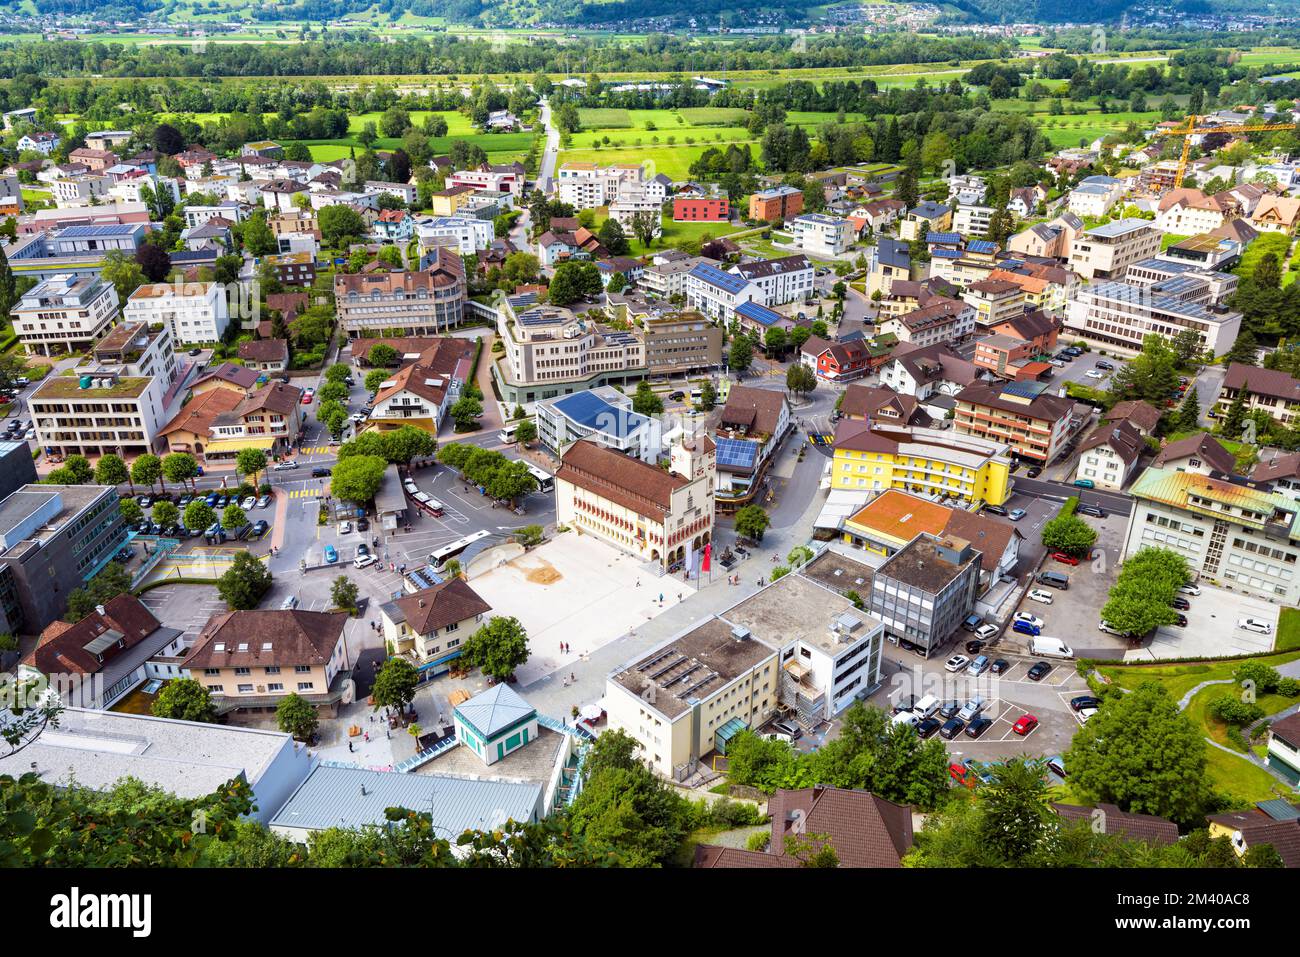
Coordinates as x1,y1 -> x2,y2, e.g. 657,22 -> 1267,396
965,638 -> 986,655
1027,661 -> 1052,681
944,654 -> 971,673
354,554 -> 378,569
1013,612 -> 1045,630
1012,620 -> 1041,637
1046,755 -> 1067,779
1078,707 -> 1098,724
357,517 -> 370,531
668,391 -> 686,401
983,504 -> 1008,517
1084,369 -> 1105,379
1012,714 -> 1039,735
339,521 -> 353,535
915,717 -> 942,739
1027,588 -> 1054,605
772,719 -> 802,740
957,696 -> 986,722
323,544 -> 338,563
178,494 -> 193,507
251,520 -> 269,538
1077,504 -> 1106,518
974,623 -> 998,641
1008,508 -> 1026,521
1052,552 -> 1081,566
311,467 -> 331,478
962,614 -> 984,633
1095,360 -> 1114,371
1179,583 -> 1201,596
1172,613 -> 1188,627
137,495 -> 152,508
256,495 -> 271,509
1073,478 -> 1095,489
891,695 -> 918,715
1070,695 -> 1102,712
302,388 -> 315,404
940,717 -> 966,739
1170,596 -> 1190,611
1026,466 -> 1042,478
1238,617 -> 1273,635
240,496 -> 256,511
272,461 -> 299,471
938,700 -> 962,719
964,716 -> 992,739
990,658 -> 1011,675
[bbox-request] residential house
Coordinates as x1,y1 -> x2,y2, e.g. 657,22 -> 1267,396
1216,363 -> 1300,427
381,578 -> 491,680
1073,419 -> 1146,490
237,339 -> 290,373
1154,432 -> 1237,476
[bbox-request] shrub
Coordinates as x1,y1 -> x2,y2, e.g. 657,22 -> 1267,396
1208,694 -> 1265,726
1279,677 -> 1300,697
1233,661 -> 1281,695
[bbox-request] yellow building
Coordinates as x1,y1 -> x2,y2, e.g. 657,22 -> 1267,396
831,420 -> 1012,507
429,185 -> 474,216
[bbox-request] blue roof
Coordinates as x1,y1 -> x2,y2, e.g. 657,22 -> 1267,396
966,239 -> 998,255
735,300 -> 784,326
930,247 -> 963,259
552,390 -> 649,438
57,224 -> 141,239
1001,380 -> 1047,399
689,262 -> 750,295
715,437 -> 760,471
926,231 -> 961,245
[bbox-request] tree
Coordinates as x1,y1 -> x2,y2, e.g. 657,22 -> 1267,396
734,504 -> 770,543
329,454 -> 387,504
1040,511 -> 1097,556
1174,390 -> 1201,432
161,451 -> 199,492
101,249 -> 146,305
331,575 -> 359,613
318,204 -> 366,248
131,454 -> 163,495
450,396 -> 483,432
151,678 -> 216,723
514,420 -> 537,445
1223,330 -> 1258,368
184,500 -> 217,534
153,123 -> 184,155
119,498 -> 144,525
135,242 -> 171,283
62,454 -> 94,484
0,245 -> 15,323
221,504 -> 248,530
275,693 -> 318,741
1066,681 -> 1210,826
597,218 -> 630,256
64,561 -> 133,621
216,551 -> 273,610
729,336 -> 754,376
235,448 -> 267,488
698,382 -> 717,411
786,362 -> 817,399
763,326 -> 788,357
461,616 -> 530,682
365,368 -> 391,393
95,453 -> 130,492
632,381 -> 663,415
152,500 -> 179,527
371,657 -> 418,716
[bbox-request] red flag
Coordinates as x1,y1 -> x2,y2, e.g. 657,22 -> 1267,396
702,543 -> 711,573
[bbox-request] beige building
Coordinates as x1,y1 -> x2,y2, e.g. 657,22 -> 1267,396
642,311 -> 722,377
183,609 -> 351,717
334,251 -> 467,339
1067,219 -> 1161,281
953,381 -> 1078,465
12,273 -> 119,356
380,578 -> 491,679
556,436 -> 715,572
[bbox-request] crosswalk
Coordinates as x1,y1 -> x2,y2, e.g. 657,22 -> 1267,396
287,488 -> 323,499
299,446 -> 337,455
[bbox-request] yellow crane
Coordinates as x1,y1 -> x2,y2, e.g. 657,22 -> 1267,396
1159,114 -> 1297,187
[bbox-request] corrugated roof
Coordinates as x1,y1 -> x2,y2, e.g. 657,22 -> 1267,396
455,683 -> 536,739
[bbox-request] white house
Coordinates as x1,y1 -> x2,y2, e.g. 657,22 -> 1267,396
124,281 -> 232,345
790,213 -> 855,256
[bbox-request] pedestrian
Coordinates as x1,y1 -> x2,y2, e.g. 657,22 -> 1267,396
658,593 -> 663,604
364,732 -> 369,743
348,740 -> 354,753
570,673 -> 575,683
677,592 -> 682,602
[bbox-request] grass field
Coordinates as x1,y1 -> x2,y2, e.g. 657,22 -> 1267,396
577,108 -> 633,129
560,143 -> 714,181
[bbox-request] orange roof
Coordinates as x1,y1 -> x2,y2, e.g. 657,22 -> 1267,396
844,488 -> 953,542
160,387 -> 242,437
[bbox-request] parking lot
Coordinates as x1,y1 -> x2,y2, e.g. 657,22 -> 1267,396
1144,582 -> 1282,659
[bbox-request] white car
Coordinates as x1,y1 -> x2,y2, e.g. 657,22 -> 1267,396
350,412 -> 366,422
944,654 -> 971,673
974,623 -> 999,641
1178,583 -> 1201,596
1098,620 -> 1126,636
1013,612 -> 1045,630
1027,588 -> 1054,605
1078,706 -> 1098,724
240,496 -> 256,511
1084,369 -> 1106,379
339,521 -> 353,535
353,554 -> 378,569
1237,617 -> 1273,635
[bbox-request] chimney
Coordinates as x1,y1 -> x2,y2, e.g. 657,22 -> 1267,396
95,604 -> 105,616
418,599 -> 425,607
360,784 -> 367,796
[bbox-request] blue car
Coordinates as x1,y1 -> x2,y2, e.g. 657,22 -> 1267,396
324,544 -> 338,563
205,492 -> 219,507
1012,620 -> 1041,637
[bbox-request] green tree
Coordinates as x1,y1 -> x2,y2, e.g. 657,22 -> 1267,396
184,500 -> 217,533
95,453 -> 130,492
734,504 -> 770,543
331,575 -> 359,613
130,453 -> 163,495
698,382 -> 717,411
275,693 -> 319,741
216,552 -> 273,610
64,561 -> 133,621
235,448 -> 267,488
632,381 -> 664,415
330,455 -> 387,503
514,420 -> 537,445
371,657 -> 419,717
151,678 -> 216,723
152,500 -> 180,527
1066,681 -> 1210,826
460,616 -> 530,682
1174,390 -> 1201,432
786,362 -> 817,399
221,504 -> 248,530
368,343 -> 400,367
729,336 -> 754,375
365,368 -> 390,393
450,396 -> 483,432
119,498 -> 144,525
1040,512 -> 1097,556
161,452 -> 200,492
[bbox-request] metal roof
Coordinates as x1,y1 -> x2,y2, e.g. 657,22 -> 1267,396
925,231 -> 961,245
269,763 -> 542,834
455,683 -> 536,738
689,261 -> 751,295
57,224 -> 141,239
735,300 -> 784,326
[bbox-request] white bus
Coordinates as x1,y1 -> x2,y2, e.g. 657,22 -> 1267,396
430,529 -> 492,571
527,464 -> 554,494
499,424 -> 517,444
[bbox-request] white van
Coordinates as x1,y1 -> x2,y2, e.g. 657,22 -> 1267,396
1030,636 -> 1074,659
912,695 -> 940,720
890,711 -> 920,729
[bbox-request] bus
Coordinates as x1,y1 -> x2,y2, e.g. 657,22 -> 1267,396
430,529 -> 492,572
527,464 -> 554,494
499,424 -> 517,444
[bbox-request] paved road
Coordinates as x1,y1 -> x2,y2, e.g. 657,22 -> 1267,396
1011,475 -> 1132,516
536,98 -> 560,195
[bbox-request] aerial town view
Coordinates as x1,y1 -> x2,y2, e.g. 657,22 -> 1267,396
4,0 -> 1300,923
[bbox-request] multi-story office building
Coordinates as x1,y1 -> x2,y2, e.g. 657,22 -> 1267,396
536,386 -> 653,460
747,185 -> 803,222
12,273 -> 119,356
415,216 -> 493,255
952,380 -> 1077,464
492,293 -> 647,405
30,321 -> 181,458
642,311 -> 722,377
0,484 -> 128,636
555,436 -> 714,572
334,253 -> 467,339
868,532 -> 981,657
1065,270 -> 1243,357
1123,467 -> 1300,607
831,420 -> 1013,506
1068,219 -> 1162,281
124,281 -> 231,345
184,609 -> 352,717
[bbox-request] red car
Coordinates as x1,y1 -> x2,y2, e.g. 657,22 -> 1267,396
301,390 -> 314,405
1052,552 -> 1080,566
1012,714 -> 1039,736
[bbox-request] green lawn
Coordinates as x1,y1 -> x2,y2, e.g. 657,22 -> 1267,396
559,143 -> 717,182
679,106 -> 752,126
577,107 -> 633,129
347,110 -> 475,135
1278,608 -> 1300,652
625,214 -> 742,256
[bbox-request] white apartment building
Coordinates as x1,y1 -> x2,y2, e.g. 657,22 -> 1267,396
789,213 -> 855,256
1066,175 -> 1125,218
730,254 -> 814,306
952,204 -> 995,238
415,216 -> 494,255
52,175 -> 112,207
685,262 -> 762,324
183,203 -> 246,229
608,185 -> 664,237
1068,219 -> 1162,281
947,175 -> 987,206
124,281 -> 232,345
12,273 -> 119,356
1064,274 -> 1242,357
637,256 -> 703,299
556,161 -> 644,209
30,321 -> 181,458
363,180 -> 418,205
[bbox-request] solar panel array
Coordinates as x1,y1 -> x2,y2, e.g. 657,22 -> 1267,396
714,437 -> 759,470
966,240 -> 998,255
689,261 -> 749,294
517,308 -> 564,326
1001,380 -> 1047,399
925,231 -> 961,245
57,224 -> 140,239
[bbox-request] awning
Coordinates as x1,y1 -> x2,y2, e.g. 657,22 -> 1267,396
204,436 -> 277,454
714,717 -> 749,754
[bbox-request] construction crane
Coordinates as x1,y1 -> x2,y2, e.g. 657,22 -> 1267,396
1159,114 -> 1297,188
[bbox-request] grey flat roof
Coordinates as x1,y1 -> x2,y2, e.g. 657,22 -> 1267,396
0,707 -> 292,797
724,572 -> 871,657
1086,218 -> 1153,239
269,763 -> 542,835
0,484 -> 112,550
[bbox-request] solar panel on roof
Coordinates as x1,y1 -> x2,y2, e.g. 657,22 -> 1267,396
926,232 -> 961,245
553,391 -> 649,437
967,240 -> 997,254
58,224 -> 139,238
930,248 -> 962,259
1001,380 -> 1046,398
714,437 -> 760,469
